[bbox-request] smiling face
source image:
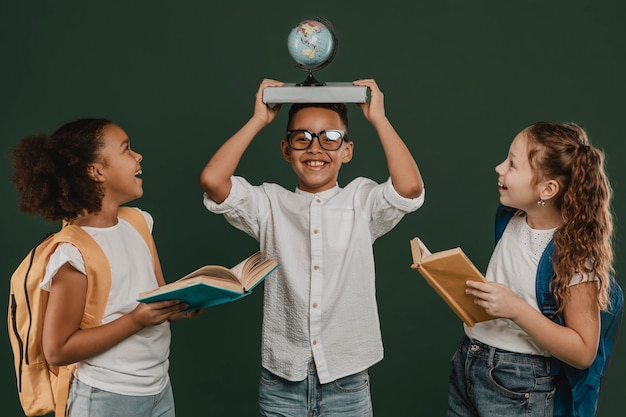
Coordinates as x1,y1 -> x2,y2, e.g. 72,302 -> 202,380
495,131 -> 543,212
91,124 -> 144,206
281,107 -> 353,193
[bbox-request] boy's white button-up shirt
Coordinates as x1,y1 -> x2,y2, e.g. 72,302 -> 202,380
204,176 -> 424,383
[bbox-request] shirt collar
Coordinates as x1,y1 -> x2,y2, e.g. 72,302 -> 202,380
294,183 -> 341,199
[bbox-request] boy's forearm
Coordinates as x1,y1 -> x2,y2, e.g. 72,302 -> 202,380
374,117 -> 424,199
199,117 -> 267,202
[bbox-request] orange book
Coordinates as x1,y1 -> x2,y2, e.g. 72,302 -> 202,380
410,238 -> 495,328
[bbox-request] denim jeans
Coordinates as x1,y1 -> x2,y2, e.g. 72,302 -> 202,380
66,377 -> 175,417
258,362 -> 373,416
447,336 -> 555,417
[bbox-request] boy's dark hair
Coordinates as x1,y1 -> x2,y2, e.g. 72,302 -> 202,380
287,103 -> 349,133
11,118 -> 113,222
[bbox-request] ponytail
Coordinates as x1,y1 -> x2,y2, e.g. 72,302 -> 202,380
526,122 -> 613,311
11,118 -> 111,222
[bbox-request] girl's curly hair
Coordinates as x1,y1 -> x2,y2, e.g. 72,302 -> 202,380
524,122 -> 614,311
11,118 -> 113,222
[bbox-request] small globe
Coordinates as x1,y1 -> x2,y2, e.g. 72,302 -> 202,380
287,19 -> 336,71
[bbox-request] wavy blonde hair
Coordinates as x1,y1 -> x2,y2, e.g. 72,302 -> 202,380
524,122 -> 614,311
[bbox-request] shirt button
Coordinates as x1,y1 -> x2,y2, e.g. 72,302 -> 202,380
313,265 -> 319,271
312,303 -> 318,308
316,198 -> 321,203
313,229 -> 319,234
312,339 -> 317,345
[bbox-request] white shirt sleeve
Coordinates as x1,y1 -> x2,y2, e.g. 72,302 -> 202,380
40,243 -> 86,291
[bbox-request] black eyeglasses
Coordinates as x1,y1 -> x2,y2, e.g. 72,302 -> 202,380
285,129 -> 348,151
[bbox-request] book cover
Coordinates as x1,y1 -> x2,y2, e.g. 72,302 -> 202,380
263,83 -> 368,104
138,281 -> 248,310
137,252 -> 278,311
410,238 -> 495,328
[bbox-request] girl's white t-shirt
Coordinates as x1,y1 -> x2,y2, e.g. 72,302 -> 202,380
464,213 -> 590,356
41,209 -> 171,396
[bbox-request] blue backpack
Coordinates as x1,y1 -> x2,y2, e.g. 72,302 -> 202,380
495,205 -> 623,417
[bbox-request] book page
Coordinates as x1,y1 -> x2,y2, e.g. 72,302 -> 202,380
138,274 -> 243,299
229,252 -> 258,282
410,238 -> 431,264
141,264 -> 245,296
411,238 -> 469,264
179,265 -> 238,283
423,247 -> 466,262
231,252 -> 278,291
139,252 -> 278,302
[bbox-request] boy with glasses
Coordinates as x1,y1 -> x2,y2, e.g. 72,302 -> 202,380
199,78 -> 425,416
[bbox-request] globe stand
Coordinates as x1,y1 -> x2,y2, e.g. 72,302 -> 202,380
296,71 -> 325,86
262,16 -> 368,103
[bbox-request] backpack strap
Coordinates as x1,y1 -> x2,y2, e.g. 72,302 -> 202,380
51,226 -> 112,329
55,367 -> 73,416
47,226 -> 110,417
118,207 -> 157,272
535,238 -> 565,380
51,207 -> 155,417
536,240 -> 560,321
495,204 -> 515,243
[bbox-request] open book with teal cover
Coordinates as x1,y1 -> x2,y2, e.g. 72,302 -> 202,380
138,251 -> 278,311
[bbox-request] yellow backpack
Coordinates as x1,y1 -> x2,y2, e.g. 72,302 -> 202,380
7,207 -> 156,416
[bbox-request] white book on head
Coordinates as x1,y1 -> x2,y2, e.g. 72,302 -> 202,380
263,83 -> 368,104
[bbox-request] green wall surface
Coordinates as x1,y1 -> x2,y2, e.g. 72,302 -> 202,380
2,1 -> 624,415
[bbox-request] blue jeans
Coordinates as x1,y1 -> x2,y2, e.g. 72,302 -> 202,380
258,362 -> 373,416
447,336 -> 555,417
66,377 -> 175,417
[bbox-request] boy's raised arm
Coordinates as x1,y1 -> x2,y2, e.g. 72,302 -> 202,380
200,79 -> 283,204
354,79 -> 424,199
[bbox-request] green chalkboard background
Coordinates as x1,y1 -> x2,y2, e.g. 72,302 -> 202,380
1,1 -> 624,415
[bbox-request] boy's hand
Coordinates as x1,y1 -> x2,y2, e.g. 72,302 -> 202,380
354,79 -> 386,125
252,79 -> 284,127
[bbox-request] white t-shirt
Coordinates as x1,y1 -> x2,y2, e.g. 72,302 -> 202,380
41,209 -> 171,396
465,213 -> 591,356
204,176 -> 424,384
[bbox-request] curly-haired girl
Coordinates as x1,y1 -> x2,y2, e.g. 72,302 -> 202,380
447,122 -> 614,417
11,118 -> 200,417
